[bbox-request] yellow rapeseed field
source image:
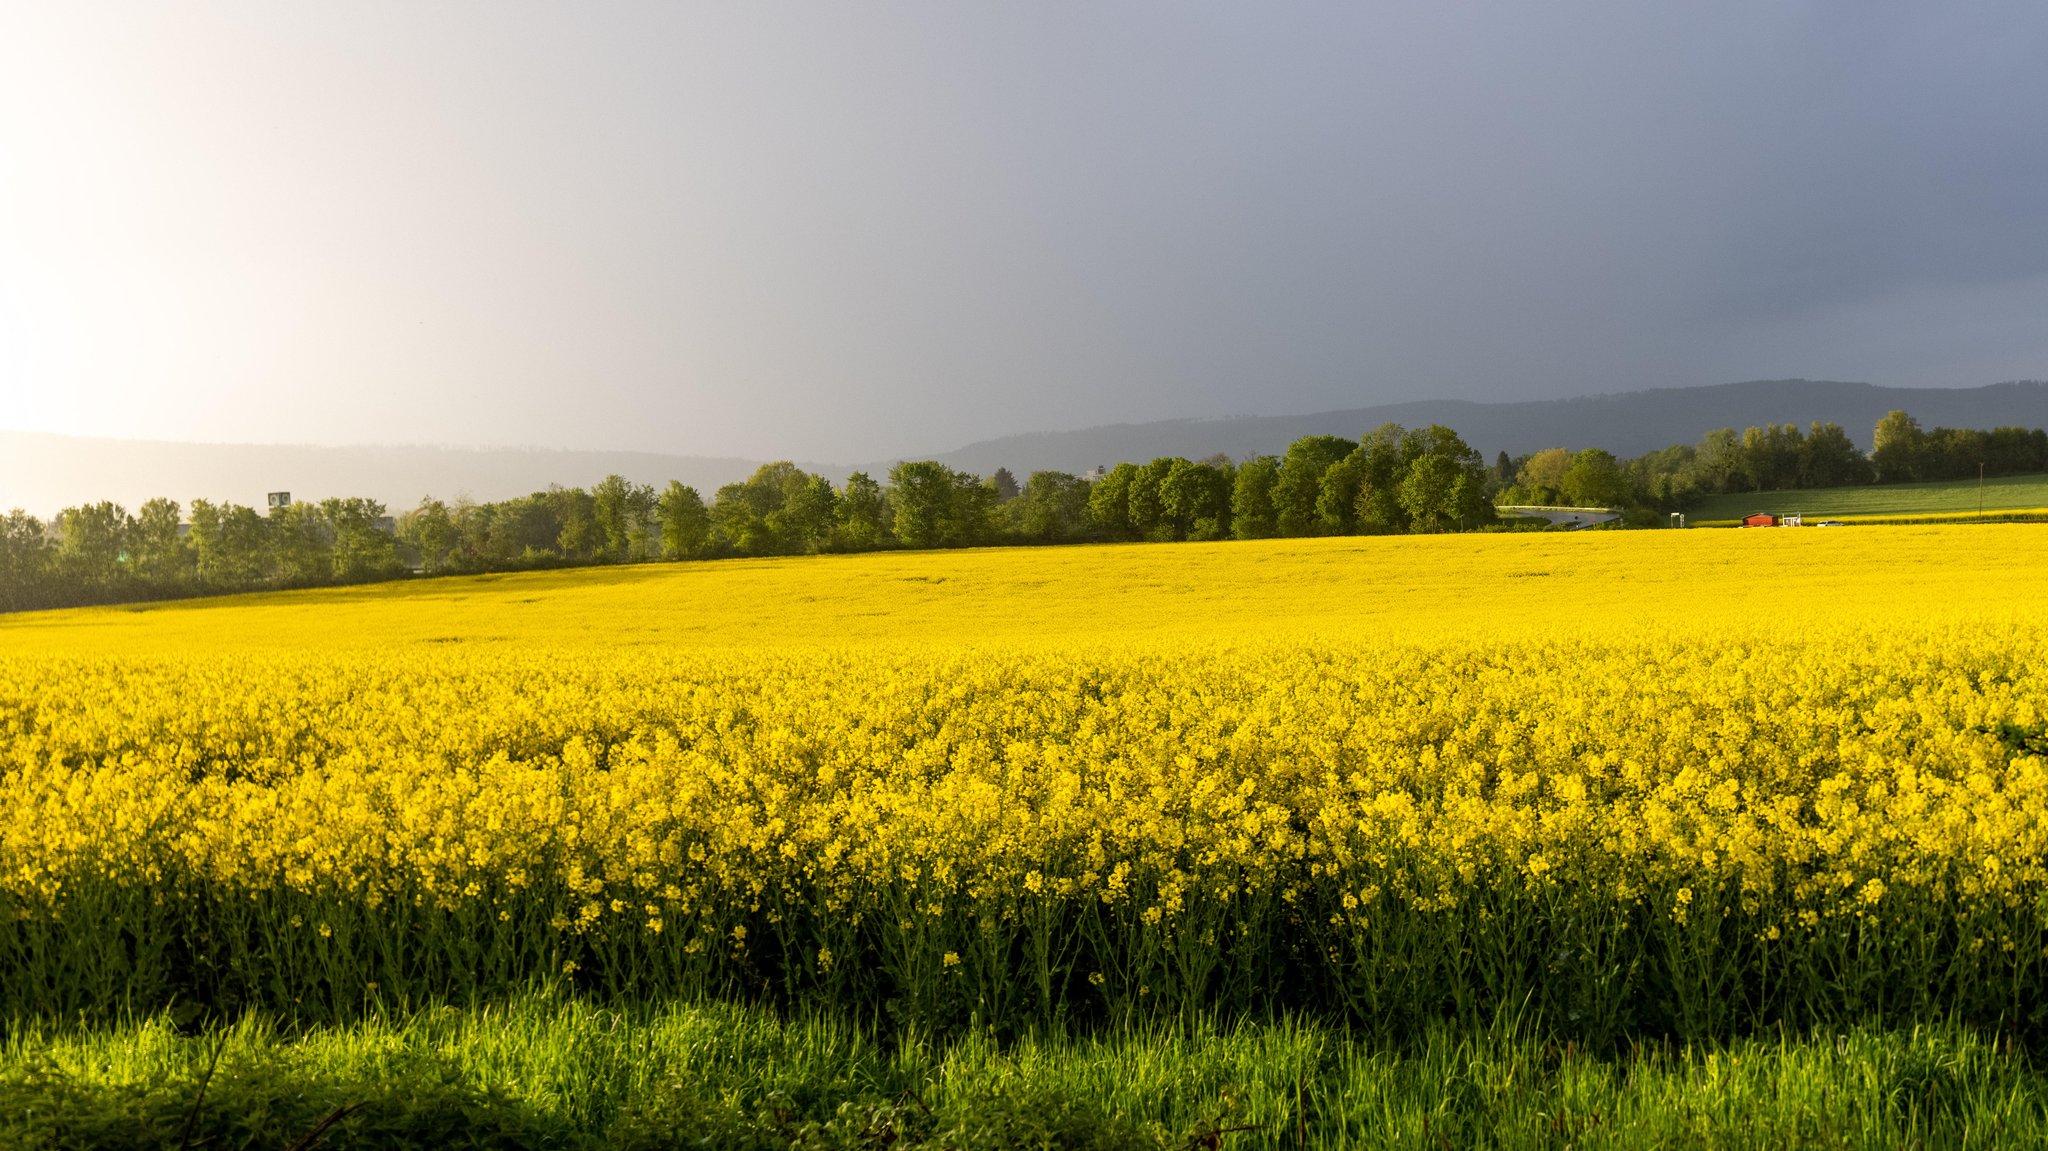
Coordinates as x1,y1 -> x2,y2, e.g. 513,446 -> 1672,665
3,527 -> 2047,1036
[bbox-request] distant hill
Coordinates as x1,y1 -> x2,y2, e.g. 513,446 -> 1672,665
7,379 -> 2046,516
0,433 -> 799,519
922,380 -> 2048,475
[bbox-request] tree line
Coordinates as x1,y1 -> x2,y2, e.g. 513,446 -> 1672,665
5,409 -> 2045,612
1,497 -> 403,614
1497,409 -> 2048,519
2,423 -> 1496,612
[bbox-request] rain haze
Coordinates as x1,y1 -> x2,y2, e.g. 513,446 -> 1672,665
3,2 -> 2047,464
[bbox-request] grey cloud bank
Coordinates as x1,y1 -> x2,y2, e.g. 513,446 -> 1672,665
2,3 -> 2045,462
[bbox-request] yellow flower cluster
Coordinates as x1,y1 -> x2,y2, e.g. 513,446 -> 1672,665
2,526 -> 2045,1032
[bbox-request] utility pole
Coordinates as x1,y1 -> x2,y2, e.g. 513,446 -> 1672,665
1980,461 -> 1986,518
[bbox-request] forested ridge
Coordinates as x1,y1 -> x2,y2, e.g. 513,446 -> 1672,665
4,409 -> 2044,612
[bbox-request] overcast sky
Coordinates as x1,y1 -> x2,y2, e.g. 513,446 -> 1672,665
3,3 -> 2046,462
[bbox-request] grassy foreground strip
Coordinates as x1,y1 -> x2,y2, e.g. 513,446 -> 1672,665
4,998 -> 2046,1150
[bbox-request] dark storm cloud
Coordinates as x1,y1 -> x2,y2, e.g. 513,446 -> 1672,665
3,2 -> 2046,459
1690,4 -> 2048,319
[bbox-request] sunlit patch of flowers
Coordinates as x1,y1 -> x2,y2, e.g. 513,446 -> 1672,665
3,528 -> 2047,1036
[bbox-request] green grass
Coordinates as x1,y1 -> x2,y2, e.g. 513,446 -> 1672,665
1690,472 -> 2048,522
5,996 -> 2048,1149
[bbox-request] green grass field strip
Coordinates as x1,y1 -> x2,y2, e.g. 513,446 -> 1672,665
1689,472 -> 2048,521
1694,508 -> 2048,527
5,997 -> 2046,1150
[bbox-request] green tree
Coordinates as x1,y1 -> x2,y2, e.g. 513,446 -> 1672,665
189,500 -> 271,588
1011,471 -> 1093,542
888,460 -> 957,550
953,471 -> 999,546
1398,454 -> 1463,532
270,501 -> 332,586
1871,410 -> 1927,484
546,486 -> 598,561
1273,436 -> 1355,536
1694,429 -> 1743,494
1982,427 -> 2048,476
129,498 -> 191,590
480,496 -> 526,566
656,482 -> 711,559
1924,427 -> 1988,482
1561,449 -> 1629,508
399,497 -> 459,574
592,475 -> 658,562
448,498 -> 492,568
1622,444 -> 1703,512
709,483 -> 771,554
777,474 -> 839,553
704,462 -> 833,556
1161,458 -> 1230,540
505,495 -> 570,564
835,472 -> 891,549
1737,424 -> 1804,491
0,510 -> 52,612
56,501 -> 131,595
1393,425 -> 1490,532
877,462 -> 996,549
1317,451 -> 1367,534
1230,456 -> 1280,539
1087,463 -> 1139,539
988,467 -> 1020,503
1350,425 -> 1414,534
1514,448 -> 1571,504
1799,422 -> 1872,488
322,498 -> 400,582
627,489 -> 661,560
1128,458 -> 1180,540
